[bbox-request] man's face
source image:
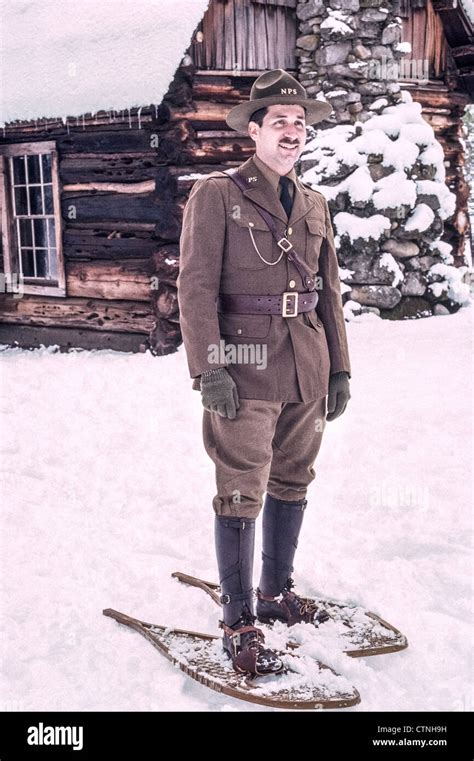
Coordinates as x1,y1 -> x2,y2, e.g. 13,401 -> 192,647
248,104 -> 307,173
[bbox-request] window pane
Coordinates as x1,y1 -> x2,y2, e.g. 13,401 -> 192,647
21,249 -> 35,277
14,186 -> 28,214
46,218 -> 57,248
29,187 -> 43,215
27,154 -> 41,184
35,249 -> 49,278
49,249 -> 58,279
42,154 -> 52,183
12,156 -> 26,185
19,219 -> 33,247
44,185 -> 54,214
33,218 -> 48,247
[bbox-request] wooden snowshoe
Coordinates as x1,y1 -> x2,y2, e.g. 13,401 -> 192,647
103,607 -> 360,710
171,571 -> 408,658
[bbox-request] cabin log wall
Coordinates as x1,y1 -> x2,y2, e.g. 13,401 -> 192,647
0,62 -> 274,354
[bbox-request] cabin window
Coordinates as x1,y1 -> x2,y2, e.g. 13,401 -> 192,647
0,141 -> 65,297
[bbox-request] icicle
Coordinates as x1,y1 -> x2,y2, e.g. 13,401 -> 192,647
128,108 -> 132,129
154,103 -> 158,120
137,106 -> 143,130
82,114 -> 85,131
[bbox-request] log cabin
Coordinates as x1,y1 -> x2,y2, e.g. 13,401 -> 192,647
0,0 -> 472,353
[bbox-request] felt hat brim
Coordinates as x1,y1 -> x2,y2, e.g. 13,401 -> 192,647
226,96 -> 332,133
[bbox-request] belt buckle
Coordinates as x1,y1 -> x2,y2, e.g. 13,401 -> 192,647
282,291 -> 298,317
277,237 -> 293,252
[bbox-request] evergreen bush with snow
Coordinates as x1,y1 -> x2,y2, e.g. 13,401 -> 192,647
300,91 -> 470,320
463,105 -> 474,252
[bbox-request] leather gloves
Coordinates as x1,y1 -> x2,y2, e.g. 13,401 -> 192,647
201,367 -> 240,419
200,367 -> 349,422
326,371 -> 351,422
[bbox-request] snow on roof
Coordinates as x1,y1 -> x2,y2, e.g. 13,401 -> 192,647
0,0 -> 210,127
460,0 -> 474,25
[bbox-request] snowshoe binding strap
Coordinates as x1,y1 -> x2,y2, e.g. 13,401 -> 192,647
257,578 -> 330,626
219,618 -> 284,676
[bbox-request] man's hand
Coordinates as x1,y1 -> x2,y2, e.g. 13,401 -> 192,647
201,367 -> 240,420
326,371 -> 351,422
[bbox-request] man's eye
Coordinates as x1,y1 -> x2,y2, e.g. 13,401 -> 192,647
275,120 -> 304,127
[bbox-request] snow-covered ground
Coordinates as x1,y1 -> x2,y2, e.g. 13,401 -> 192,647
0,305 -> 472,712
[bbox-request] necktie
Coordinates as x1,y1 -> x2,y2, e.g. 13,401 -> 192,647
279,176 -> 294,220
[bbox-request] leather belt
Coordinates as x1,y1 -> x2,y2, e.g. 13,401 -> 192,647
217,290 -> 319,318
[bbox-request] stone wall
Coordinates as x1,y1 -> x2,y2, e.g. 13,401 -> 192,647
297,0 -> 404,121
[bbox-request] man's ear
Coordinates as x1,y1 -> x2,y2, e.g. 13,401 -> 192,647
248,122 -> 258,142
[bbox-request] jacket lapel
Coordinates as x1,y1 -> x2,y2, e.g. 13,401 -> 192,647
288,179 -> 316,228
236,156 -> 315,228
236,156 -> 287,224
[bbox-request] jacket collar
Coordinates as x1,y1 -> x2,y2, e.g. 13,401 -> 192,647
252,153 -> 297,194
235,154 -> 315,227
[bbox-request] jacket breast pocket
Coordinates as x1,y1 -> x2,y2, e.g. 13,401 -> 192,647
226,214 -> 275,270
305,216 -> 326,270
218,312 -> 271,339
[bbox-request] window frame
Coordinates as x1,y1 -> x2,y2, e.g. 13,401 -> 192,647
0,141 -> 66,297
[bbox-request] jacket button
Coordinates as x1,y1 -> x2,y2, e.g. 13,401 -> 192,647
289,279 -> 296,288
288,227 -> 293,235
237,328 -> 242,334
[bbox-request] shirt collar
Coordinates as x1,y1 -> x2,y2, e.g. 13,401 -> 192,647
252,154 -> 297,193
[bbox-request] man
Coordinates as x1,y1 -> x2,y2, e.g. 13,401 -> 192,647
177,69 -> 351,676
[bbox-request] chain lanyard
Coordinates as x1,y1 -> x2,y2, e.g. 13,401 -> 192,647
248,224 -> 285,266
224,168 -> 316,291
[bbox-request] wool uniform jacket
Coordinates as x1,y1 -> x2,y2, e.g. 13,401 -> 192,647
177,155 -> 351,402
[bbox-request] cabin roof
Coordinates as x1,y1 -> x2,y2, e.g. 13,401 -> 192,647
0,0 -> 210,127
459,0 -> 474,25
